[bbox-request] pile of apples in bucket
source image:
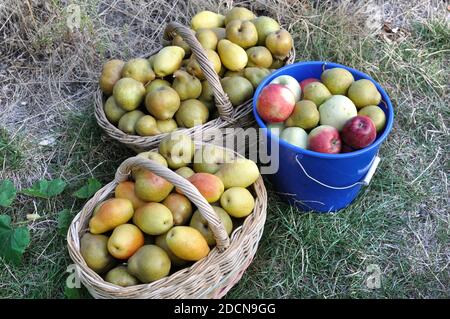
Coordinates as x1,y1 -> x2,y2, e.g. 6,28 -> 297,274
256,67 -> 386,153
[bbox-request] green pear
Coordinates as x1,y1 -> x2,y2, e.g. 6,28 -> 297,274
217,39 -> 248,71
199,80 -> 214,105
118,110 -> 145,135
135,115 -> 160,136
121,58 -> 155,85
175,166 -> 195,179
243,67 -> 271,88
127,245 -> 171,283
145,86 -> 180,120
133,202 -> 173,235
193,144 -> 233,174
303,82 -> 332,106
358,105 -> 386,132
321,68 -> 354,95
155,233 -> 188,266
156,119 -> 178,133
246,46 -> 273,68
172,70 -> 202,100
105,265 -> 140,287
175,99 -> 209,128
252,16 -> 280,46
191,11 -> 225,30
189,206 -> 233,246
225,7 -> 256,25
80,233 -> 115,274
224,69 -> 245,77
145,79 -> 171,95
220,187 -> 255,218
215,158 -> 260,188
265,29 -> 293,59
186,49 -> 221,79
347,79 -> 382,108
153,46 -> 185,77
104,96 -> 126,124
136,151 -> 168,167
99,59 -> 125,95
226,20 -> 258,49
172,34 -> 191,56
158,133 -> 195,169
221,76 -> 254,106
113,77 -> 145,111
285,100 -> 319,130
269,58 -> 285,69
195,28 -> 218,50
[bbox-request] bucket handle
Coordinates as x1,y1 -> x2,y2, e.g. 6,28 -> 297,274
294,154 -> 381,190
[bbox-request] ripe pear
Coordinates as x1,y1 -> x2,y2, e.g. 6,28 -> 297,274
172,34 -> 191,56
136,151 -> 168,167
89,198 -> 134,234
221,76 -> 254,106
107,224 -> 144,259
115,181 -> 147,210
244,67 -> 271,88
252,16 -> 281,46
175,166 -> 195,179
156,119 -> 178,133
188,173 -> 225,203
246,46 -> 273,68
153,46 -> 185,77
215,158 -> 260,188
80,233 -> 115,274
172,70 -> 202,100
358,105 -> 386,132
99,59 -> 125,95
193,144 -> 233,174
145,79 -> 171,95
113,77 -> 145,111
211,27 -> 226,41
189,206 -> 233,246
155,233 -> 188,266
186,49 -> 221,79
195,28 -> 218,50
145,86 -> 180,120
226,20 -> 258,49
225,7 -> 256,25
303,82 -> 332,106
166,226 -> 210,261
134,169 -> 173,202
347,79 -> 381,108
105,265 -> 140,287
162,193 -> 193,226
220,187 -> 255,218
218,39 -> 248,71
127,245 -> 171,283
285,100 -> 320,130
133,202 -> 174,235
321,68 -> 354,95
118,110 -> 145,135
265,29 -> 293,59
104,96 -> 126,124
175,99 -> 209,128
135,115 -> 160,136
199,80 -> 214,105
191,11 -> 225,30
121,58 -> 155,85
158,133 -> 195,169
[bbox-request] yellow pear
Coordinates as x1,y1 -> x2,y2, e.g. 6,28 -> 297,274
358,105 -> 386,132
243,67 -> 271,88
265,29 -> 293,59
133,202 -> 174,235
285,100 -> 320,130
195,28 -> 218,50
104,96 -> 126,124
134,169 -> 174,202
145,86 -> 180,120
158,133 -> 195,169
114,181 -> 147,210
252,16 -> 280,46
303,82 -> 332,106
217,39 -> 248,71
105,265 -> 140,287
121,58 -> 155,85
191,11 -> 225,30
175,99 -> 209,128
246,46 -> 273,68
153,46 -> 185,77
80,233 -> 115,274
127,245 -> 171,283
145,79 -> 171,95
117,110 -> 145,135
89,198 -> 134,234
193,144 -> 234,174
113,78 -> 145,111
107,224 -> 144,259
135,115 -> 160,136
225,20 -> 258,49
321,68 -> 354,95
220,187 -> 255,218
215,158 -> 260,188
225,7 -> 256,25
189,206 -> 233,246
162,193 -> 193,226
172,34 -> 191,56
186,49 -> 221,79
166,226 -> 210,261
156,119 -> 178,133
99,59 -> 125,95
347,79 -> 382,108
155,233 -> 188,266
172,70 -> 202,100
175,166 -> 195,179
136,151 -> 168,167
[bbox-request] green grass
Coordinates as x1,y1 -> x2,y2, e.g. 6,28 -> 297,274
1,2 -> 449,298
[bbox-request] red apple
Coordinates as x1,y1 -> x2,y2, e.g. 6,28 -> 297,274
307,125 -> 342,154
341,115 -> 376,149
256,84 -> 295,122
299,78 -> 320,92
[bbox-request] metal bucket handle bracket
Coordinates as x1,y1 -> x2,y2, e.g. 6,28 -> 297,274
294,154 -> 381,190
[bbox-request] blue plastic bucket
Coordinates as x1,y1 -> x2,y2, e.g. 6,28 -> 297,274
253,61 -> 394,212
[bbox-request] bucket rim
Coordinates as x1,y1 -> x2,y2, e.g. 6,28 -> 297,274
253,61 -> 395,159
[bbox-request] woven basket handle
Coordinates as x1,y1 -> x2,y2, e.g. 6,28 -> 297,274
163,22 -> 234,122
114,156 -> 231,251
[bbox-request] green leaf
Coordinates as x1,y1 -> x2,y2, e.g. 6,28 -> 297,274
57,209 -> 73,236
0,180 -> 16,207
64,286 -> 81,299
72,178 -> 102,199
22,178 -> 67,198
0,215 -> 31,265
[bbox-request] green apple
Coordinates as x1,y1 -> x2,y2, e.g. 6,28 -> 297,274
319,95 -> 357,131
280,127 -> 308,149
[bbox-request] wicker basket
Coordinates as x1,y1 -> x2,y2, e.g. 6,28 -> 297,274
95,21 -> 295,152
67,142 -> 267,298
